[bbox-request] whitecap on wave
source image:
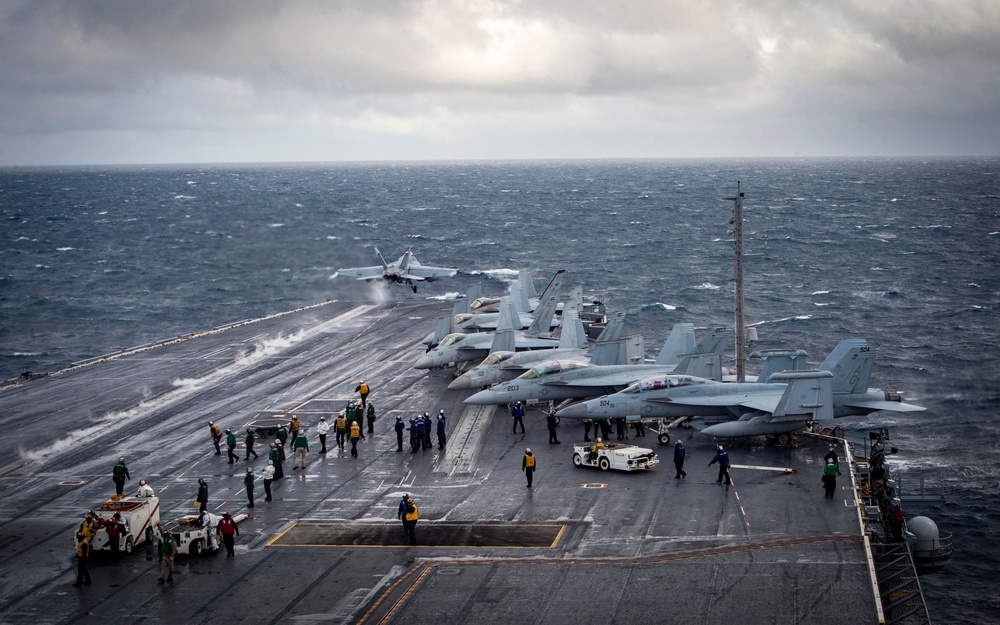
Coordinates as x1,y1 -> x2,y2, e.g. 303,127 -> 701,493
693,282 -> 721,290
752,315 -> 813,325
642,302 -> 679,311
466,268 -> 520,282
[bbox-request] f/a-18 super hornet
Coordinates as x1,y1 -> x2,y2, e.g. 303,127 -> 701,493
554,339 -> 924,442
447,312 -> 629,390
463,326 -> 731,407
414,290 -> 585,370
335,247 -> 457,293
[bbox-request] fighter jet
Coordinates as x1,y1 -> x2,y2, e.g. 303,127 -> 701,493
447,312 -> 630,390
335,247 -> 457,293
463,326 -> 730,406
554,339 -> 924,440
414,290 -> 584,370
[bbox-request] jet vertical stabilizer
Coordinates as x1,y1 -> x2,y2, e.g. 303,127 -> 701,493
672,327 -> 731,372
769,370 -> 834,420
512,283 -> 532,314
518,272 -> 539,299
820,339 -> 876,394
584,313 -> 625,365
524,288 -> 561,337
490,297 -> 516,353
653,323 -> 696,366
556,309 -> 588,351
751,349 -> 809,382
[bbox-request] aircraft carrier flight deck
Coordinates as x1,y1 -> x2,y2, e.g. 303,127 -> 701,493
0,300 -> 886,624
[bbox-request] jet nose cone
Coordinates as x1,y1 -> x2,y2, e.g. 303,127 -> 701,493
555,401 -> 590,419
414,354 -> 437,369
464,390 -> 496,405
448,375 -> 472,390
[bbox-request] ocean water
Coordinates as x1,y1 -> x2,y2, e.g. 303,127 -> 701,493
1,158 -> 998,622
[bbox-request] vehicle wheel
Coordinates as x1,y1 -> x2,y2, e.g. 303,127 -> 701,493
658,432 -> 671,445
599,457 -> 611,471
191,540 -> 202,556
573,454 -> 583,466
146,527 -> 154,543
124,537 -> 133,554
776,433 -> 792,446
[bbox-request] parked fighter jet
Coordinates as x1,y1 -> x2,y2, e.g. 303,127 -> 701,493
414,290 -> 584,370
447,313 -> 630,390
335,247 -> 457,293
463,326 -> 730,406
554,339 -> 924,441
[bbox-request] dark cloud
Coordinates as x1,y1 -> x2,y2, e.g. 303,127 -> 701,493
0,0 -> 997,164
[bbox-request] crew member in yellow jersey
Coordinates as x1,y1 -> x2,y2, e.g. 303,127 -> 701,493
522,448 -> 536,487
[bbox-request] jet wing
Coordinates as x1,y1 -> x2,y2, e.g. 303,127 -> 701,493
405,266 -> 458,280
840,400 -> 926,412
551,374 -> 646,388
647,393 -> 783,414
337,266 -> 385,280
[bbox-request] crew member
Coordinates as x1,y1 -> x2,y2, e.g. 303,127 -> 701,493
245,427 -> 259,460
219,512 -> 239,557
112,457 -> 130,495
511,401 -> 525,433
196,478 -> 209,510
157,525 -> 177,582
398,495 -> 418,545
135,479 -> 155,497
106,512 -> 125,560
522,448 -> 536,487
262,460 -> 275,502
436,411 -> 447,450
589,437 -> 605,463
349,420 -> 364,458
335,413 -> 348,451
673,440 -> 687,479
79,512 -> 98,539
73,533 -> 91,586
355,380 -> 370,411
292,428 -> 309,470
422,412 -> 433,450
226,429 -> 238,464
408,417 -> 419,453
546,413 -> 560,444
268,442 -> 284,480
289,414 -> 301,442
822,459 -> 842,499
366,403 -> 377,434
394,415 -> 405,452
244,467 -> 255,508
209,421 -> 222,454
709,445 -> 731,484
824,445 -> 839,467
316,417 -> 330,454
889,504 -> 905,541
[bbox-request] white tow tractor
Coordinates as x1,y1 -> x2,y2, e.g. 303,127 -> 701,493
162,511 -> 250,555
163,514 -> 221,556
572,443 -> 659,472
77,495 -> 161,555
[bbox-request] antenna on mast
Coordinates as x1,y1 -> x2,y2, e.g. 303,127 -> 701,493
726,182 -> 747,382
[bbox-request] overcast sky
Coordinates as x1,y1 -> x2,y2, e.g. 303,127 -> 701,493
1,0 -> 998,166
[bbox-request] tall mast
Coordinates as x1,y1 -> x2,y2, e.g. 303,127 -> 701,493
727,182 -> 746,382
